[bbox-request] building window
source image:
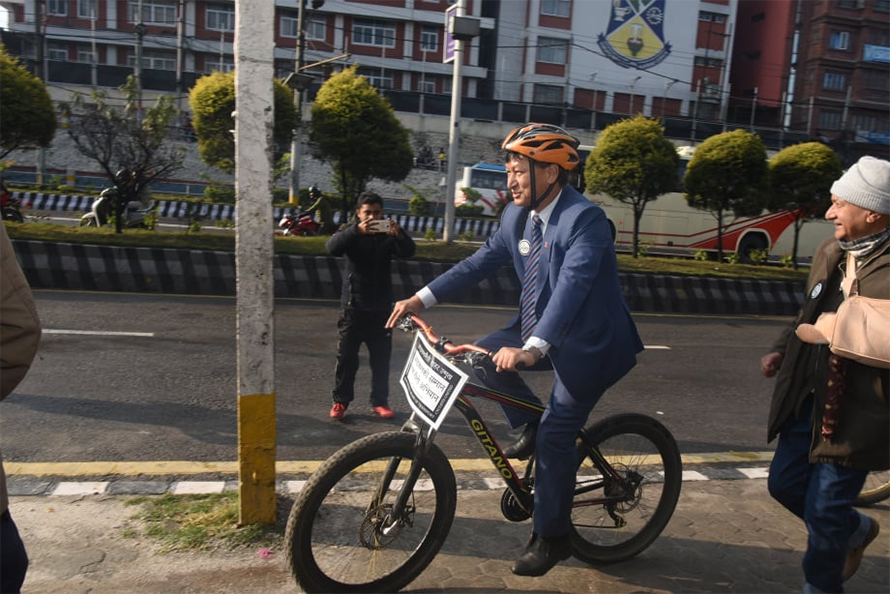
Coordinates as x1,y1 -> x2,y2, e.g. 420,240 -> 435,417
876,0 -> 890,11
421,26 -> 438,52
751,12 -> 765,23
206,4 -> 235,32
47,0 -> 67,16
306,16 -> 326,40
819,109 -> 842,130
864,69 -> 889,91
419,77 -> 435,94
46,43 -> 68,61
699,11 -> 726,23
77,44 -> 95,63
694,56 -> 723,67
358,67 -> 393,90
205,57 -> 234,73
442,77 -> 452,94
835,0 -> 861,8
352,19 -> 396,48
281,16 -> 298,38
78,0 -> 97,19
129,49 -> 176,70
851,114 -> 876,131
537,37 -> 568,65
830,30 -> 851,50
533,83 -> 564,105
823,72 -> 847,90
541,0 -> 570,18
129,1 -> 177,26
868,28 -> 889,45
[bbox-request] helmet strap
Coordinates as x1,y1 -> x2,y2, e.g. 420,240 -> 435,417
528,161 -> 557,212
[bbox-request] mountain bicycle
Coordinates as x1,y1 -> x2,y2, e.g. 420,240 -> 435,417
285,314 -> 683,593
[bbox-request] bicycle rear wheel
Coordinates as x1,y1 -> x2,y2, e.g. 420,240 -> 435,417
285,431 -> 457,593
570,413 -> 682,564
855,470 -> 890,507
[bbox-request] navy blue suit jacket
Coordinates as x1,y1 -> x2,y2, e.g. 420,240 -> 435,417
428,185 -> 643,398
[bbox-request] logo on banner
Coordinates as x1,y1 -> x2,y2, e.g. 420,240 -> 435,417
597,0 -> 671,70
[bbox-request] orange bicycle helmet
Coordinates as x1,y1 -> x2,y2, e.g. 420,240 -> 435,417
502,123 -> 581,171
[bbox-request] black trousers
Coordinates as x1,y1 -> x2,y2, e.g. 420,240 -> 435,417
0,510 -> 28,593
332,309 -> 392,407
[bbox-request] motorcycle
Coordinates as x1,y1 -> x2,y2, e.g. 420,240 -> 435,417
278,210 -> 320,236
1,188 -> 26,223
80,187 -> 156,228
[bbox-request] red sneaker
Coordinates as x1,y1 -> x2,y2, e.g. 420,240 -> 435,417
373,405 -> 395,419
330,403 -> 347,419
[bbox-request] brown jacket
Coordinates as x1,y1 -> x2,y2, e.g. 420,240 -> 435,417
767,237 -> 889,470
1,223 -> 42,514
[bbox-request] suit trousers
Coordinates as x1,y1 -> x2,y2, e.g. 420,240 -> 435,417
768,394 -> 868,593
332,309 -> 392,407
475,325 -> 604,538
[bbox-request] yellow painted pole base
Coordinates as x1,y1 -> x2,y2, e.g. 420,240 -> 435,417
238,392 -> 277,525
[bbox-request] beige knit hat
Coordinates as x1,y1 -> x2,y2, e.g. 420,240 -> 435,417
830,156 -> 890,215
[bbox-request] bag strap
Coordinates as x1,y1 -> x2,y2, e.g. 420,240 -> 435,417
842,251 -> 858,299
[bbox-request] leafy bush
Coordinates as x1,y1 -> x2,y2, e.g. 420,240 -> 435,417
694,250 -> 710,261
461,187 -> 482,203
455,203 -> 484,217
409,195 -> 432,216
424,227 -> 437,241
205,185 -> 235,203
781,253 -> 795,267
748,248 -> 769,265
458,230 -> 474,242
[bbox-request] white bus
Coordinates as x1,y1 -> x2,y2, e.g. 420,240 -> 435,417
454,146 -> 832,260
592,146 -> 833,260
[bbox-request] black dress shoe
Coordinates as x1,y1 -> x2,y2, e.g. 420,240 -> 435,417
503,421 -> 538,459
511,532 -> 571,576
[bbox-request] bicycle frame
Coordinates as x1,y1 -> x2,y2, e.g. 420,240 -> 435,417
390,314 -> 643,525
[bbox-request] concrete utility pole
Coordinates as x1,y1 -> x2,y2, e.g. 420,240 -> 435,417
234,0 -> 277,525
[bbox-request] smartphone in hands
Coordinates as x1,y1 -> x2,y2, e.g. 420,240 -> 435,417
368,219 -> 392,233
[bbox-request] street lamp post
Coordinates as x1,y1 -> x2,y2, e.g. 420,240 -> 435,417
288,0 -> 308,204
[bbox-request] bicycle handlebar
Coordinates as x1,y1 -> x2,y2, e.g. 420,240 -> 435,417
397,313 -> 491,360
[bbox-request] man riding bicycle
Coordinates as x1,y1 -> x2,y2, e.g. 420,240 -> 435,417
387,123 -> 643,577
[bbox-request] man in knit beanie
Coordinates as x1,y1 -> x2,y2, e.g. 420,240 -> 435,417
760,155 -> 889,593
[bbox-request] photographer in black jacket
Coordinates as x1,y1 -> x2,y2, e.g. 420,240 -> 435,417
326,192 -> 415,419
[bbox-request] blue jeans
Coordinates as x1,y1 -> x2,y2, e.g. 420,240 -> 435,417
768,396 -> 868,593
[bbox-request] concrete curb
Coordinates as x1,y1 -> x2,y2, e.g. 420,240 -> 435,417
11,239 -> 803,316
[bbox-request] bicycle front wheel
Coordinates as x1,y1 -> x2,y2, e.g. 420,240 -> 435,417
571,413 -> 682,564
855,470 -> 890,507
285,431 -> 457,593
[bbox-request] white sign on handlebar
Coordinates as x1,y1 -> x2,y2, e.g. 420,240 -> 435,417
399,333 -> 470,430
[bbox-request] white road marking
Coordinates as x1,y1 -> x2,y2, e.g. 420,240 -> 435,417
644,345 -> 671,350
44,329 -> 155,337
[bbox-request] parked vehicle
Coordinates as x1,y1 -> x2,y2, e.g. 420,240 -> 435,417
1,188 -> 26,223
79,187 -> 156,228
278,211 -> 320,236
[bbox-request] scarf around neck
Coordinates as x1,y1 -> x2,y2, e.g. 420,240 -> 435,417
839,227 -> 890,259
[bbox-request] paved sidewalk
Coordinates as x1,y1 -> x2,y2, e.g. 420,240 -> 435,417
8,478 -> 889,593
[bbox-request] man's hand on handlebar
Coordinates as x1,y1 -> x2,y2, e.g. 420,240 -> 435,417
387,295 -> 424,329
492,346 -> 538,372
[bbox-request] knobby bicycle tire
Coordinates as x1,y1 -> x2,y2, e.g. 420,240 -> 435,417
284,432 -> 457,593
570,412 -> 682,564
855,471 -> 890,507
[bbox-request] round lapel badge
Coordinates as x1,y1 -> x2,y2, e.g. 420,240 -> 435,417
810,282 -> 823,300
518,239 -> 531,256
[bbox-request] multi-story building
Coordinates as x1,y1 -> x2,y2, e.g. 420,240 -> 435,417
729,0 -> 889,163
792,0 -> 889,162
5,0 -> 884,162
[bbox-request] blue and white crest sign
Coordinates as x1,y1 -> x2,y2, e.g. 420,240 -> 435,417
597,0 -> 671,70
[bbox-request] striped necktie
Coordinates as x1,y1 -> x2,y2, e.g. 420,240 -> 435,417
520,214 -> 543,342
